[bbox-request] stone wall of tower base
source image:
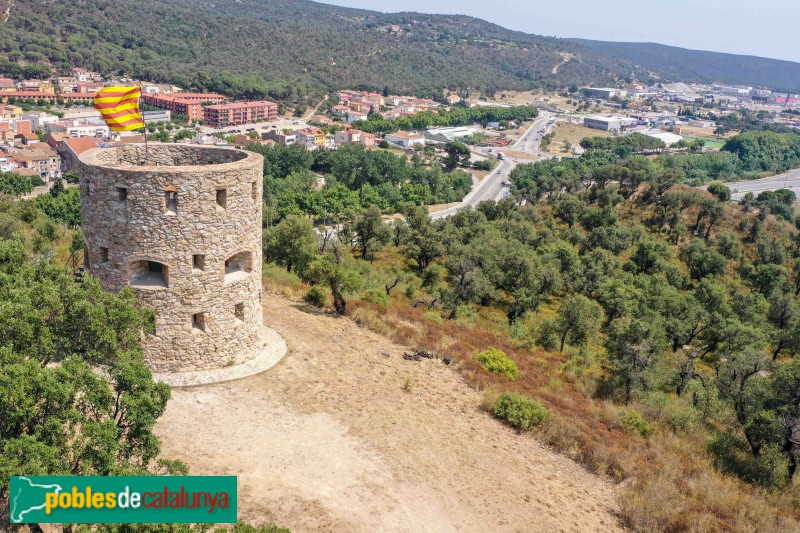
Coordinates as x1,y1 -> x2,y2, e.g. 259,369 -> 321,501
133,275 -> 267,373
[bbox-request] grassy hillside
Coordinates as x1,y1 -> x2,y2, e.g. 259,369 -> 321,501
573,39 -> 800,92
2,0 -> 798,103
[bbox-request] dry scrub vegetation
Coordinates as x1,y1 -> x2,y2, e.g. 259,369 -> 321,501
263,205 -> 800,533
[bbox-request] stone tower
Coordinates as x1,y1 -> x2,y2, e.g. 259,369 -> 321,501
78,144 -> 267,373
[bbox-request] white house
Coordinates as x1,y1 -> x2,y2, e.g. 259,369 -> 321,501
21,111 -> 60,130
346,111 -> 368,123
385,130 -> 426,148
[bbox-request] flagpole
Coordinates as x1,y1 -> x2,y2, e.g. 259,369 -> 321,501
140,90 -> 149,165
143,113 -> 150,165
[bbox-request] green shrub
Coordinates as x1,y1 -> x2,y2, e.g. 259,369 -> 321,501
404,283 -> 417,300
751,444 -> 790,489
362,288 -> 390,307
535,319 -> 559,351
303,286 -> 327,307
664,403 -> 699,434
493,392 -> 548,431
474,347 -> 519,381
619,409 -> 653,438
423,311 -> 443,324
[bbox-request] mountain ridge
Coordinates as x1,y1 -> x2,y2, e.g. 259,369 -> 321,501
0,0 -> 797,101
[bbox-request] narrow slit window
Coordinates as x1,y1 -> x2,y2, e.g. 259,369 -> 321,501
116,186 -> 127,202
165,191 -> 178,214
234,303 -> 245,322
192,254 -> 205,271
216,188 -> 227,210
251,181 -> 258,201
99,246 -> 109,263
192,313 -> 206,333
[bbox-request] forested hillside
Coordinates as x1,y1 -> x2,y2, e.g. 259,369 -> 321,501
573,39 -> 800,93
1,0 -> 798,103
255,132 -> 800,531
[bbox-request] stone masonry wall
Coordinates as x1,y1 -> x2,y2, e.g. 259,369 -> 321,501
78,144 -> 266,372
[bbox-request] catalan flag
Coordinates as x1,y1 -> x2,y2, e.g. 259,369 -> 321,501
93,86 -> 145,131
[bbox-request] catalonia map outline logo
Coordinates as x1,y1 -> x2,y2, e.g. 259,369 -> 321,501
9,475 -> 237,524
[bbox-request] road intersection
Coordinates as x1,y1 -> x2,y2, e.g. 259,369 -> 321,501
431,113 -> 555,219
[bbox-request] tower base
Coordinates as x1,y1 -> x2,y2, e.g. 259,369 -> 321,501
151,326 -> 287,387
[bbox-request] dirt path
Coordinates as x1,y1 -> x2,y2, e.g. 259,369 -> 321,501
155,292 -> 623,533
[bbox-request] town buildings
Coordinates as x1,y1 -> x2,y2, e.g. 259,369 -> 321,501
262,128 -> 296,146
4,144 -> 61,182
295,127 -> 327,149
46,119 -> 109,139
333,129 -> 375,147
0,79 -> 16,92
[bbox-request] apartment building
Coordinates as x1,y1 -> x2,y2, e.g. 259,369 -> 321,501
141,93 -> 226,122
203,101 -> 278,128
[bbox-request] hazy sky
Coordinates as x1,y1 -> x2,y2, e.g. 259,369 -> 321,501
322,0 -> 800,63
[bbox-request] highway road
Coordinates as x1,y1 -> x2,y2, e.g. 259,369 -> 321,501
431,113 -> 555,219
726,168 -> 800,202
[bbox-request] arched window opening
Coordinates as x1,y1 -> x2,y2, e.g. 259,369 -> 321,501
224,251 -> 252,283
129,260 -> 168,288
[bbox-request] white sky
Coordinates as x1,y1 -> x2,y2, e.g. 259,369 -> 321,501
322,0 -> 800,63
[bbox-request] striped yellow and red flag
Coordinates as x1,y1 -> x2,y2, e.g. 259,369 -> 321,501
93,86 -> 145,131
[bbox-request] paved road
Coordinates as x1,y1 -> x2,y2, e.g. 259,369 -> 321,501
431,113 -> 555,219
726,169 -> 800,202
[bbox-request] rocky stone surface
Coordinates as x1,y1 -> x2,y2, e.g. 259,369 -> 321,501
78,144 -> 268,373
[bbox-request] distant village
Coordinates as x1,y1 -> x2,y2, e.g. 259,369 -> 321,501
0,66 -> 797,195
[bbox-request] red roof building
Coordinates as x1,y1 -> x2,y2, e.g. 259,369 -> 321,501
203,100 -> 278,128
141,93 -> 226,122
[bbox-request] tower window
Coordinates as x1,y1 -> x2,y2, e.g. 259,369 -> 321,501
99,246 -> 109,263
234,303 -> 245,322
129,260 -> 168,288
192,254 -> 206,271
216,188 -> 227,210
192,313 -> 206,333
165,190 -> 178,214
224,251 -> 252,283
251,181 -> 258,201
116,186 -> 127,202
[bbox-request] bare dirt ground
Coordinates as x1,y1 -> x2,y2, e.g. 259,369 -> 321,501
427,202 -> 462,213
502,150 -> 539,161
674,125 -> 736,139
155,292 -> 623,533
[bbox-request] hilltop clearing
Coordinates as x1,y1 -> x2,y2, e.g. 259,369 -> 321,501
155,292 -> 622,533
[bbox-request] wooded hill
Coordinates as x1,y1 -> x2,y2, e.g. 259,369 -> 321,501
572,40 -> 800,93
1,0 -> 798,103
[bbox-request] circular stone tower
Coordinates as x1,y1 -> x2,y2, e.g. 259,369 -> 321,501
78,144 -> 266,373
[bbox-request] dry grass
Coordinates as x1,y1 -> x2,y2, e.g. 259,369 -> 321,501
545,122 -> 611,155
427,202 -> 462,213
339,290 -> 800,532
